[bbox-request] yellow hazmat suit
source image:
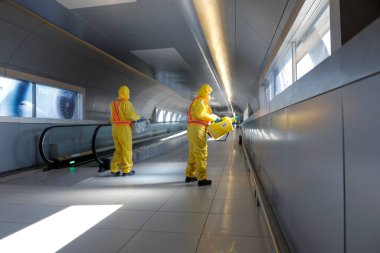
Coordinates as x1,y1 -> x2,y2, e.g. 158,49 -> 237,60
110,86 -> 140,175
186,84 -> 218,183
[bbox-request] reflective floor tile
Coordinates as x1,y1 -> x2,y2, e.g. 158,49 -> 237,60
0,222 -> 28,239
217,181 -> 252,191
59,228 -> 136,253
0,204 -> 63,223
197,234 -> 273,253
120,196 -> 168,211
132,187 -> 178,198
204,213 -> 269,237
0,167 -> 97,187
210,199 -> 262,215
62,189 -> 129,205
159,197 -> 213,213
172,187 -> 216,199
221,170 -> 249,178
214,189 -> 254,200
95,209 -> 154,230
142,212 -> 207,234
218,175 -> 251,182
134,163 -> 186,175
120,231 -> 200,253
0,189 -> 74,206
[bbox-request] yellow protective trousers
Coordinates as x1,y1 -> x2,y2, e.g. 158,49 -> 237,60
111,125 -> 133,173
186,123 -> 208,180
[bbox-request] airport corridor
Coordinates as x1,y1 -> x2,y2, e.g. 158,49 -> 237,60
0,131 -> 272,253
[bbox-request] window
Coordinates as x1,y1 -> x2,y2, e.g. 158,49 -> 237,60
268,80 -> 274,102
172,113 -> 177,122
296,2 -> 331,79
165,111 -> 172,122
177,114 -> 184,121
157,109 -> 164,122
264,76 -> 274,102
156,108 -> 185,123
275,48 -> 293,96
259,0 -> 331,104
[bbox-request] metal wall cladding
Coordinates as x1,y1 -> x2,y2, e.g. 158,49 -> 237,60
268,108 -> 290,242
0,19 -> 29,63
240,19 -> 380,253
287,90 -> 344,253
0,123 -> 25,171
343,74 -> 380,253
0,123 -> 50,173
257,115 -> 272,199
242,90 -> 345,253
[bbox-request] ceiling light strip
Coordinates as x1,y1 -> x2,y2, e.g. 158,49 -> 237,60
178,0 -> 231,109
192,0 -> 233,109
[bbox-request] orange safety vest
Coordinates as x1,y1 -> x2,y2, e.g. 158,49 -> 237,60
187,96 -> 211,126
111,99 -> 132,126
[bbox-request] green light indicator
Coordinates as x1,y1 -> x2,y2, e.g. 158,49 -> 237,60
69,167 -> 76,172
69,161 -> 75,165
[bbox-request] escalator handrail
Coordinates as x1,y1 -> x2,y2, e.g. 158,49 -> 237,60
39,124 -> 100,165
91,124 -> 112,166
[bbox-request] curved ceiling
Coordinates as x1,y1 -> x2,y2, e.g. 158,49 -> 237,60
13,0 -> 296,113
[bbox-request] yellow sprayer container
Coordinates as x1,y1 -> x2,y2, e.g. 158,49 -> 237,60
207,117 -> 236,140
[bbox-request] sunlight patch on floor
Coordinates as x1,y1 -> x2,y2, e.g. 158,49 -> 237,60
0,205 -> 122,253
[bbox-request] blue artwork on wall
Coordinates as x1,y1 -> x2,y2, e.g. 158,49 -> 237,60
0,76 -> 33,117
36,84 -> 78,119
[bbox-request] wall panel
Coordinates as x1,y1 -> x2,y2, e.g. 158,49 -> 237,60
0,20 -> 29,63
268,108 -> 290,241
287,90 -> 344,253
240,14 -> 380,253
0,123 -> 49,173
343,74 -> 380,253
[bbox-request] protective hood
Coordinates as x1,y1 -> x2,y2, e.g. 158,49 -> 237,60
118,85 -> 130,100
197,84 -> 212,99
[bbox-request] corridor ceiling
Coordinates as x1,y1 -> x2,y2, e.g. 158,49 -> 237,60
14,0 -> 295,113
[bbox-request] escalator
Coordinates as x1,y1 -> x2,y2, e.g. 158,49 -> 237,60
39,121 -> 187,171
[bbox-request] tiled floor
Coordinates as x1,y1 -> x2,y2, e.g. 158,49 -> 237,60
0,132 -> 272,253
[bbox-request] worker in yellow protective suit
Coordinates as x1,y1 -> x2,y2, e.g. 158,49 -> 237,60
186,84 -> 220,186
110,85 -> 141,176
